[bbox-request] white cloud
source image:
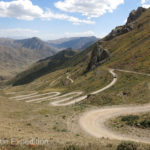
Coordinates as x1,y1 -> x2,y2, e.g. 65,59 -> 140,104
141,0 -> 150,8
141,0 -> 148,4
44,10 -> 95,24
0,29 -> 97,40
0,0 -> 94,24
55,0 -> 124,18
0,0 -> 44,20
142,4 -> 150,8
123,18 -> 127,24
0,28 -> 39,38
64,31 -> 95,37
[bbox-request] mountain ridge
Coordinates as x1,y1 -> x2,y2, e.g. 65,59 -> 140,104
0,37 -> 59,78
47,36 -> 98,50
104,7 -> 146,41
14,37 -> 59,57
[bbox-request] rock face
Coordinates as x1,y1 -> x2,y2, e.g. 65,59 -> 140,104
104,24 -> 134,41
104,7 -> 146,41
86,43 -> 109,71
127,7 -> 146,24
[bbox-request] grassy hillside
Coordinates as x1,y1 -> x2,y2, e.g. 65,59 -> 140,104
7,40 -> 100,86
10,49 -> 79,85
9,7 -> 150,86
76,7 -> 150,106
102,8 -> 150,73
6,7 -> 150,106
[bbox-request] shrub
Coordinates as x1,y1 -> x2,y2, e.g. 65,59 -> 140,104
121,115 -> 139,126
64,145 -> 80,150
140,120 -> 150,128
117,142 -> 137,150
61,129 -> 67,132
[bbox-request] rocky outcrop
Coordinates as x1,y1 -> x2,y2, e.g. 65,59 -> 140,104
86,42 -> 109,71
104,24 -> 134,41
127,7 -> 146,24
104,7 -> 146,41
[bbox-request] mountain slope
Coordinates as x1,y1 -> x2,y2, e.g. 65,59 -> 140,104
0,38 -> 14,47
102,7 -> 150,73
8,7 -> 150,86
0,45 -> 42,78
10,49 -> 78,85
14,37 -> 59,58
47,36 -> 98,50
1,8 -> 150,149
0,37 -> 59,79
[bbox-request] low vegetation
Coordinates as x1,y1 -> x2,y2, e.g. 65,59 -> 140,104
118,113 -> 150,129
81,71 -> 150,106
0,142 -> 150,150
103,8 -> 150,73
117,142 -> 137,150
107,112 -> 150,141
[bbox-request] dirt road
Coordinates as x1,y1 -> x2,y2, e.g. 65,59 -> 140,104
79,69 -> 150,144
79,104 -> 150,144
66,73 -> 74,83
9,69 -> 117,106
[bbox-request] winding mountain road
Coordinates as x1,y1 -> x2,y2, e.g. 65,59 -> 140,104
66,73 -> 74,83
115,69 -> 150,77
8,69 -> 150,107
7,68 -> 150,143
79,104 -> 150,144
9,69 -> 117,106
79,69 -> 150,144
50,69 -> 117,106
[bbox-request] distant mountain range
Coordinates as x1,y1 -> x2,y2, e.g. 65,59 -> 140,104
0,44 -> 40,79
0,37 -> 59,56
0,37 -> 59,78
47,36 -> 98,50
0,36 -> 98,79
14,37 -> 58,58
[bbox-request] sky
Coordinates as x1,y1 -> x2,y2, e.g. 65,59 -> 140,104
0,0 -> 150,40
